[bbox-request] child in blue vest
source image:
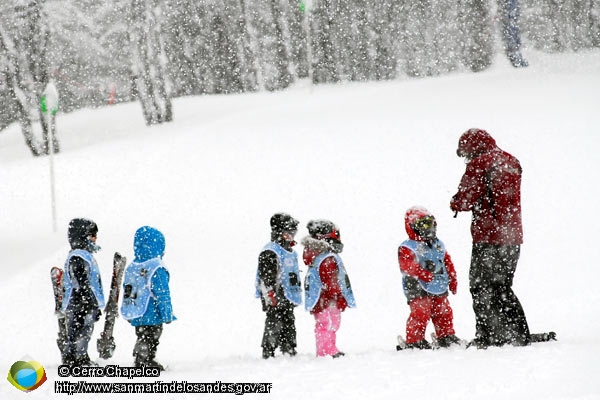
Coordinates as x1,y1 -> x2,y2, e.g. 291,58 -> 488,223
302,219 -> 356,357
255,213 -> 302,359
397,206 -> 462,349
121,226 -> 176,370
62,218 -> 105,367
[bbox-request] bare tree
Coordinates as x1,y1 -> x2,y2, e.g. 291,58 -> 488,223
0,0 -> 58,156
129,0 -> 173,126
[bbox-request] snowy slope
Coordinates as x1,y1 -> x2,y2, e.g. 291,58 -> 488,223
1,49 -> 600,399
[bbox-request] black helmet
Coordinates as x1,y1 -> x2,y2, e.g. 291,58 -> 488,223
68,218 -> 98,250
307,219 -> 343,253
270,213 -> 299,234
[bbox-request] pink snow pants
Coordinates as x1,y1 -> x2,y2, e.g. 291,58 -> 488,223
314,306 -> 342,357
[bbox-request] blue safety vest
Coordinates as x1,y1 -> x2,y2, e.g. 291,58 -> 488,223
120,258 -> 166,320
255,242 -> 302,305
400,239 -> 449,295
62,249 -> 105,311
304,252 -> 356,311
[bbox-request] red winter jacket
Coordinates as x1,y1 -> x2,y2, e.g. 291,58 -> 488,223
399,206 -> 457,295
398,247 -> 458,295
303,242 -> 348,315
451,129 -> 523,245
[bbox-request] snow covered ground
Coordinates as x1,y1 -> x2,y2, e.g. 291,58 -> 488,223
1,49 -> 599,399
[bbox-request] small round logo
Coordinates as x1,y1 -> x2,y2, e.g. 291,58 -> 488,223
7,355 -> 47,392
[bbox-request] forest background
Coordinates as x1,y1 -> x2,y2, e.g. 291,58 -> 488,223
1,0 -> 599,155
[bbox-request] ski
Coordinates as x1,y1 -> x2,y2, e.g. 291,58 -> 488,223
429,333 -> 441,350
465,332 -> 557,349
530,331 -> 557,343
51,266 -> 67,356
97,252 -> 127,359
396,335 -> 407,351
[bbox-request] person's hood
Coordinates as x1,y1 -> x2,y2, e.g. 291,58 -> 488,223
457,128 -> 497,159
133,226 -> 165,262
301,236 -> 332,266
68,218 -> 99,252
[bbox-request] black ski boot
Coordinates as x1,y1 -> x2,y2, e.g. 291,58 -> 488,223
281,348 -> 297,357
436,335 -> 463,348
466,337 -> 489,349
135,357 -> 164,371
146,359 -> 165,371
530,332 -> 557,343
61,354 -> 75,367
405,340 -> 432,350
74,354 -> 97,367
262,347 -> 275,359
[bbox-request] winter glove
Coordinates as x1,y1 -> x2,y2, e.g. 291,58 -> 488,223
450,199 -> 458,212
94,309 -> 102,322
424,260 -> 436,273
417,268 -> 434,283
266,290 -> 277,307
449,278 -> 457,295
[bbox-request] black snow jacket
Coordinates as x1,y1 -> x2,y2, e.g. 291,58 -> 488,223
65,219 -> 101,318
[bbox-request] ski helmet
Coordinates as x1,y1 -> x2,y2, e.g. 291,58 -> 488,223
68,218 -> 99,250
270,213 -> 299,234
405,206 -> 437,241
307,219 -> 343,253
270,213 -> 299,244
456,128 -> 496,159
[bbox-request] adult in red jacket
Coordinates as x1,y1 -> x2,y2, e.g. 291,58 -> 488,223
450,128 -> 530,348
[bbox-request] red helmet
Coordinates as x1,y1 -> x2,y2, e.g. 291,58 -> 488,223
405,206 -> 437,241
457,128 -> 496,159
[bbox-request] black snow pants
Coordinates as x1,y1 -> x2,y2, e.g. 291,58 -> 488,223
134,324 -> 163,364
261,302 -> 296,358
469,243 -> 530,346
63,306 -> 97,364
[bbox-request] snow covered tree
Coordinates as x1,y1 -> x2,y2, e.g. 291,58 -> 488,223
129,0 -> 173,125
0,28 -> 41,155
399,0 -> 434,77
311,0 -> 342,83
230,1 -> 260,92
245,0 -> 295,91
308,1 -> 399,83
523,0 -> 600,51
0,83 -> 17,131
44,0 -> 132,112
161,0 -> 212,95
161,1 -> 258,96
285,0 -> 310,78
457,0 -> 494,72
2,0 -> 599,136
370,2 -> 399,81
0,0 -> 58,156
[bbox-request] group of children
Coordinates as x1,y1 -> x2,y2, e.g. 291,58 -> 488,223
58,204 -> 460,368
255,214 -> 357,359
60,218 -> 175,369
254,207 -> 461,359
